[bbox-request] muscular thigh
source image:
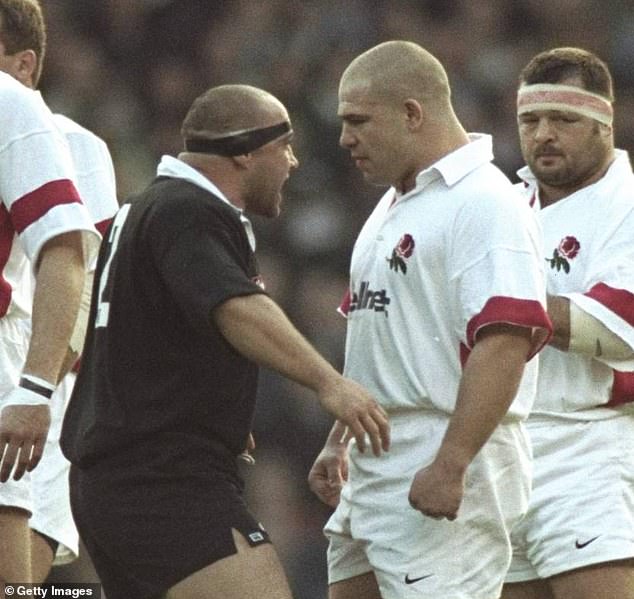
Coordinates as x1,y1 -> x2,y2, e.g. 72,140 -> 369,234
501,579 -> 554,599
329,572 -> 381,599
549,559 -> 634,599
166,529 -> 292,599
0,507 -> 31,582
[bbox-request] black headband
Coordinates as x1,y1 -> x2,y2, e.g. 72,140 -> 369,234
184,121 -> 291,156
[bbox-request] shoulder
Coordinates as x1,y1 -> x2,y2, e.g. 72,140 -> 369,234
0,75 -> 52,129
52,113 -> 87,135
457,164 -> 531,214
611,173 -> 634,208
448,168 -> 539,246
0,72 -> 32,103
468,161 -> 515,190
141,178 -> 241,228
53,113 -> 110,153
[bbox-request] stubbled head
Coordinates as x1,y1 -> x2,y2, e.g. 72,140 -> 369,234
337,41 -> 456,192
181,84 -> 291,142
181,84 -> 298,219
339,40 -> 452,115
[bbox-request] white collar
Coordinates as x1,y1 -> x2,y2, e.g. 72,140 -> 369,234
394,133 -> 494,202
424,133 -> 493,187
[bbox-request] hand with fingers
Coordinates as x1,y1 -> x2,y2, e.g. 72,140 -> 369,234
308,425 -> 349,507
317,377 -> 390,457
408,459 -> 466,521
0,390 -> 51,482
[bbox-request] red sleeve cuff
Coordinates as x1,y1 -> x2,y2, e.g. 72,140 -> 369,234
338,288 -> 351,318
11,179 -> 82,233
585,283 -> 634,327
466,296 -> 552,360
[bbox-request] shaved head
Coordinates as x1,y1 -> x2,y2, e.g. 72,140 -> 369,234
337,40 -> 468,192
178,83 -> 297,218
181,84 -> 289,141
340,41 -> 451,109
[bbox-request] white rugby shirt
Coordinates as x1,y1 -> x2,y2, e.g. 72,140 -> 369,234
0,73 -> 98,319
52,112 -> 119,237
342,134 -> 551,418
518,149 -> 634,416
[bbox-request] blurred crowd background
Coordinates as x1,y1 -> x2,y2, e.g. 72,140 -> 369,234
40,0 -> 634,597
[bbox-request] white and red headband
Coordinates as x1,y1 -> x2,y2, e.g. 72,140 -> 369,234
517,83 -> 613,126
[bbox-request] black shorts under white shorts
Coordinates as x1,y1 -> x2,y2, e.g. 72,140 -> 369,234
69,447 -> 271,599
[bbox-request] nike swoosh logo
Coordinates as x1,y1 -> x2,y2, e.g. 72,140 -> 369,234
404,573 -> 434,584
575,536 -> 600,549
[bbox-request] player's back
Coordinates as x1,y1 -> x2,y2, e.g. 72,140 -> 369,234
52,112 -> 118,234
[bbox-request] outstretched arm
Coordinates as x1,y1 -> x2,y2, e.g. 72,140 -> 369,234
213,293 -> 390,456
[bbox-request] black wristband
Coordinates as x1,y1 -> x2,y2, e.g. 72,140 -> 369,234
19,376 -> 54,399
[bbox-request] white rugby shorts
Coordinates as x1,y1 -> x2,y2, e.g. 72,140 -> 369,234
0,316 -> 34,513
0,314 -> 78,563
30,372 -> 79,565
325,409 -> 531,599
506,413 -> 634,582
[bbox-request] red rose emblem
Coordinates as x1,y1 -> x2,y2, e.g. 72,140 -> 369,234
558,236 -> 580,260
387,234 -> 415,274
546,235 -> 581,273
396,234 -> 415,258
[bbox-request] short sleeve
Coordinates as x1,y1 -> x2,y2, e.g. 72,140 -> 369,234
450,187 -> 551,358
0,79 -> 99,267
149,199 -> 264,331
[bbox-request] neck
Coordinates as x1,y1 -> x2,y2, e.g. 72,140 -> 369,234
178,152 -> 245,210
399,124 -> 470,193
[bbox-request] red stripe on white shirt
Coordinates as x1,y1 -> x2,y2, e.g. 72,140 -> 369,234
465,296 -> 552,360
10,179 -> 81,234
338,288 -> 351,318
585,282 -> 634,328
608,370 -> 634,407
0,206 -> 14,316
95,217 -> 113,236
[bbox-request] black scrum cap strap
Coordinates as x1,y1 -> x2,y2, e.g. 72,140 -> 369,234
184,122 -> 290,156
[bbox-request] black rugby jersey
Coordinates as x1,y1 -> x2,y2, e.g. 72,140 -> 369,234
60,176 -> 266,472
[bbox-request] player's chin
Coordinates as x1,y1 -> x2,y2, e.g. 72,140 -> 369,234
261,198 -> 283,219
249,192 -> 283,219
273,192 -> 285,216
361,169 -> 389,187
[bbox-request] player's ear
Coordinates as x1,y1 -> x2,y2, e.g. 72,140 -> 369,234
599,122 -> 613,138
231,154 -> 253,169
15,49 -> 37,87
404,99 -> 424,131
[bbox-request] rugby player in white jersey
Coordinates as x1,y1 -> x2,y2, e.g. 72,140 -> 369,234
309,40 -> 552,599
502,47 -> 634,599
0,0 -> 114,584
0,71 -> 97,590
